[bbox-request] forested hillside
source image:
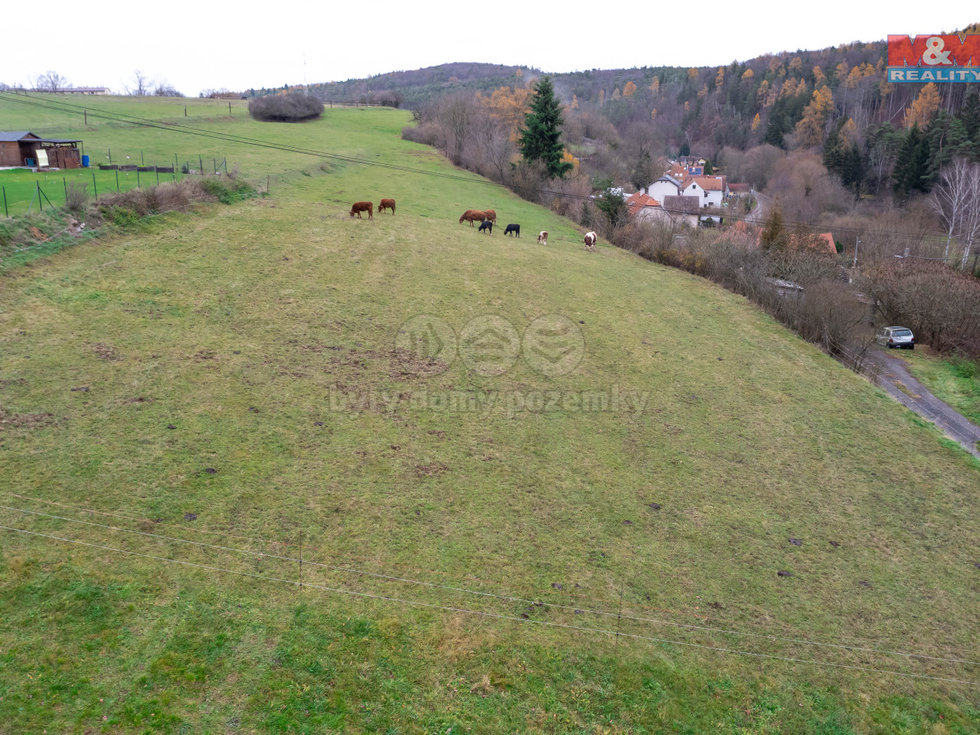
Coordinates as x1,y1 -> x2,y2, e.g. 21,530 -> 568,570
281,27 -> 979,206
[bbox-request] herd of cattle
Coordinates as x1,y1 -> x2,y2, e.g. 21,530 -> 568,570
349,199 -> 597,251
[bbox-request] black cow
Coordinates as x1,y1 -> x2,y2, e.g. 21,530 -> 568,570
504,224 -> 520,237
478,219 -> 493,234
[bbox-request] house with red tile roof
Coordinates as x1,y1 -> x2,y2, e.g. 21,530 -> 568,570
680,175 -> 728,208
625,192 -> 661,218
625,192 -> 703,227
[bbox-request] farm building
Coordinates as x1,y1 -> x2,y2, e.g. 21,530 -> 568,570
0,131 -> 83,169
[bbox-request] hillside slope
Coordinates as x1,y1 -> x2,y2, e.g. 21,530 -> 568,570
0,104 -> 978,734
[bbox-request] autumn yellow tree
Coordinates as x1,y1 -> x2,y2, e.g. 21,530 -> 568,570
795,86 -> 834,146
623,81 -> 637,97
756,79 -> 772,106
476,86 -> 531,142
903,82 -> 941,128
751,113 -> 761,132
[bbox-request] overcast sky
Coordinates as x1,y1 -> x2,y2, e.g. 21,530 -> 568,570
2,1 -> 976,97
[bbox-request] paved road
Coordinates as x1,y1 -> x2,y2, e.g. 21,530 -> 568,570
746,189 -> 768,226
870,348 -> 980,459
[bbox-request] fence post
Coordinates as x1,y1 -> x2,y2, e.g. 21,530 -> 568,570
115,169 -> 120,192
37,182 -> 42,212
199,156 -> 203,175
2,186 -> 7,218
213,158 -> 217,174
38,185 -> 54,210
108,148 -> 111,165
156,168 -> 160,186
63,177 -> 68,206
92,173 -> 98,201
137,169 -> 141,189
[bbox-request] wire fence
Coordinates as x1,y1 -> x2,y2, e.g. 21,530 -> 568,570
0,491 -> 977,687
0,155 -> 230,219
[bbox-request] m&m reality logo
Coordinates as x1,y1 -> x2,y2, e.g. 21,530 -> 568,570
887,34 -> 980,82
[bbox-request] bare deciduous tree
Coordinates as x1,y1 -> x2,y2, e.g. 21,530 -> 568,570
930,158 -> 980,269
153,84 -> 184,98
128,70 -> 152,96
34,70 -> 69,91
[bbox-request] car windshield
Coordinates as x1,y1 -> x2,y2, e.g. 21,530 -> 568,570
893,329 -> 912,337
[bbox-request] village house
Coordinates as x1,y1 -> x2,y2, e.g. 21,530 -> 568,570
681,175 -> 728,208
626,192 -> 703,227
645,175 -> 684,203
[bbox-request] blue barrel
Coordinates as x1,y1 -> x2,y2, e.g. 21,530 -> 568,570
82,155 -> 90,167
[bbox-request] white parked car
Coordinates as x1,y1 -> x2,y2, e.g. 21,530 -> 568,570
876,326 -> 915,350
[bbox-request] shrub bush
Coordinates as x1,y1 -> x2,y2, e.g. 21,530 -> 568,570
863,260 -> 980,358
65,181 -> 90,214
196,176 -> 257,204
249,93 -> 323,122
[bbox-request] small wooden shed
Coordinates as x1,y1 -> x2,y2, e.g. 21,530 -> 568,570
0,131 -> 83,168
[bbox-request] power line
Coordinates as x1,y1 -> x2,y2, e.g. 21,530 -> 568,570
2,500 -> 976,668
1,523 -> 975,687
0,92 -> 493,188
0,92 -> 954,246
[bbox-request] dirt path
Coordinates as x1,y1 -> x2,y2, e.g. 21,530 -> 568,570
870,348 -> 980,459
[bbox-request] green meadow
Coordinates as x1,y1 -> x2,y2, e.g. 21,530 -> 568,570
0,95 -> 978,734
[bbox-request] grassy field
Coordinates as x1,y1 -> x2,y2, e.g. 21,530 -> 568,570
1,97 -> 979,734
896,347 -> 980,427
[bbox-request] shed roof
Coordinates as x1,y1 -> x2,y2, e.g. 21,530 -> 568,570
0,131 -> 80,143
0,131 -> 38,142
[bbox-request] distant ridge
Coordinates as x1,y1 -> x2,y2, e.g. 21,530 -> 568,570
299,62 -> 540,108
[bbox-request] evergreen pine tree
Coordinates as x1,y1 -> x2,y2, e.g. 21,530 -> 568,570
518,77 -> 573,179
760,203 -> 790,251
893,124 -> 931,200
961,87 -> 980,142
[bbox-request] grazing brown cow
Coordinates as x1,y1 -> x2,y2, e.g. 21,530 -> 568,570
378,198 -> 396,215
483,209 -> 497,223
537,231 -> 548,246
584,231 -> 597,251
459,209 -> 487,226
350,201 -> 373,219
